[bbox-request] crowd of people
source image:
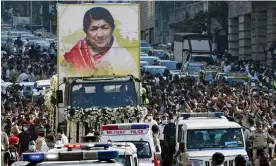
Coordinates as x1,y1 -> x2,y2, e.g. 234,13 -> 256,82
1,35 -> 59,166
140,51 -> 276,166
2,36 -> 276,166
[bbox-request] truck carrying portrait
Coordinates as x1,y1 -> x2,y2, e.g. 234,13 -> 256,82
57,4 -> 140,80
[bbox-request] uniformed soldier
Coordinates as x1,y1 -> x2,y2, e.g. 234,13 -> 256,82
35,126 -> 47,151
4,136 -> 19,166
173,142 -> 189,166
252,122 -> 275,161
163,113 -> 176,166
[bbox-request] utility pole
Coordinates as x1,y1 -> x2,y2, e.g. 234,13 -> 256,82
30,0 -> 32,31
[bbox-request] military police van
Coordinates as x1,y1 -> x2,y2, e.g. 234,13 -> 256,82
175,112 -> 248,166
100,123 -> 159,166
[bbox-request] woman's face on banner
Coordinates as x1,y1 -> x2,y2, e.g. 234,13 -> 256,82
87,19 -> 113,52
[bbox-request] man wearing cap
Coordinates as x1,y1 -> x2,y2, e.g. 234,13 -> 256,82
212,152 -> 225,166
252,122 -> 274,161
4,136 -> 19,166
35,126 -> 47,151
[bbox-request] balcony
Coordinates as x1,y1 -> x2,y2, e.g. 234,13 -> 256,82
169,1 -> 207,26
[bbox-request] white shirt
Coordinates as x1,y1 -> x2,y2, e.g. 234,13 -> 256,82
61,134 -> 68,144
223,65 -> 231,72
158,124 -> 166,140
244,126 -> 255,140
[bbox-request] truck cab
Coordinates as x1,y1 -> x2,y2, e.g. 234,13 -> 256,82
173,33 -> 212,63
175,112 -> 248,166
55,76 -> 140,143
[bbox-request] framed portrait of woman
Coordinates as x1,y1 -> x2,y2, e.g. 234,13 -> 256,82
57,4 -> 140,80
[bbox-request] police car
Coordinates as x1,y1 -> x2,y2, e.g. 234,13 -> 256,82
62,142 -> 139,166
13,143 -> 137,166
12,150 -> 123,166
33,79 -> 51,96
175,112 -> 248,166
100,123 -> 159,166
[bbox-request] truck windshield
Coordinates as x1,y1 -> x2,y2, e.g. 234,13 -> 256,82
186,128 -> 244,150
190,40 -> 210,51
71,81 -> 137,108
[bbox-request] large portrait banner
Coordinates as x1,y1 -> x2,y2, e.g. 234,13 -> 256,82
57,4 -> 140,80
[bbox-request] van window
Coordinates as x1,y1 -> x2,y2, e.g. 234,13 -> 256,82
178,125 -> 183,143
118,155 -> 132,166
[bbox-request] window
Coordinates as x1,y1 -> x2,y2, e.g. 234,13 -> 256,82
71,81 -> 137,108
186,128 -> 244,150
190,40 -> 210,51
118,155 -> 132,166
178,125 -> 183,143
131,141 -> 152,158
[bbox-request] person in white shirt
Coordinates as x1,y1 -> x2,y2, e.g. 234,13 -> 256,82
158,114 -> 168,162
56,128 -> 68,145
144,113 -> 158,130
244,118 -> 255,161
42,134 -> 56,152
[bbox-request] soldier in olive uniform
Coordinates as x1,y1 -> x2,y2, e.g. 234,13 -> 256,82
252,122 -> 274,161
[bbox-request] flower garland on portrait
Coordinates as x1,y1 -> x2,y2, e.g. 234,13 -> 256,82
64,105 -> 148,124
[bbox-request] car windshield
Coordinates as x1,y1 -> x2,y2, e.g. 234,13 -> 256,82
131,141 -> 152,158
191,56 -> 214,65
160,61 -> 179,70
140,57 -> 158,65
187,128 -> 244,150
205,72 -> 216,80
141,42 -> 151,47
146,67 -> 166,76
227,77 -> 248,84
29,37 -> 42,41
71,81 -> 137,108
187,66 -> 202,73
118,155 -> 131,166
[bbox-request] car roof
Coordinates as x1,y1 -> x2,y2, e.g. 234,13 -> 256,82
143,65 -> 167,69
191,54 -> 211,57
159,60 -> 179,63
140,61 -> 149,64
187,62 -> 206,66
140,56 -> 160,59
182,118 -> 241,130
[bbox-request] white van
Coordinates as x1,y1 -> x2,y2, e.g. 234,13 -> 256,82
100,123 -> 158,166
175,112 -> 248,166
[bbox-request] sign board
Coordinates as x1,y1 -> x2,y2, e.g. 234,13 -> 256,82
57,4 -> 140,80
102,129 -> 148,136
13,17 -> 31,25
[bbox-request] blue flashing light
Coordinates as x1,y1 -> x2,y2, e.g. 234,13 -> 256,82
180,113 -> 191,119
131,124 -> 149,129
97,151 -> 119,160
214,112 -> 224,117
22,153 -> 45,163
94,144 -> 112,148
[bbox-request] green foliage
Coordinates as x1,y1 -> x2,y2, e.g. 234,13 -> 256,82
184,2 -> 228,35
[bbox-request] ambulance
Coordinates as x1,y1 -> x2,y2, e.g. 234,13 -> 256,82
175,112 -> 249,166
100,123 -> 159,166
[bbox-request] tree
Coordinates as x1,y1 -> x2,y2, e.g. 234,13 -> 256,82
183,2 -> 228,36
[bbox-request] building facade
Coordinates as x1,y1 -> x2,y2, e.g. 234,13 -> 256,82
228,1 -> 276,61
